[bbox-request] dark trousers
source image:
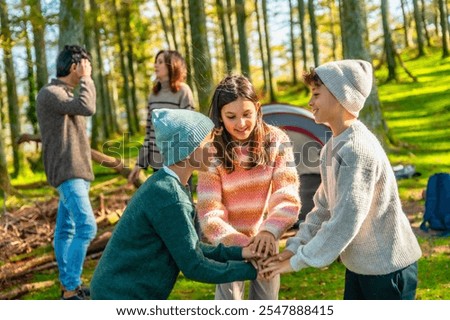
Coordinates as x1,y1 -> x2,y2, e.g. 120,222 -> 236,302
344,262 -> 418,300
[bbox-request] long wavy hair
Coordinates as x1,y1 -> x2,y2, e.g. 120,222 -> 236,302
152,50 -> 187,94
208,75 -> 271,173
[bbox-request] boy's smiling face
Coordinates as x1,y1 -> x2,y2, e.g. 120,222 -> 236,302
309,83 -> 343,126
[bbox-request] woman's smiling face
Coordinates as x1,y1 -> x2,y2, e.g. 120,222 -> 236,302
220,98 -> 259,142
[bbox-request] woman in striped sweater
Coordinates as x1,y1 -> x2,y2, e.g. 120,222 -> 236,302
197,75 -> 301,300
128,50 -> 195,184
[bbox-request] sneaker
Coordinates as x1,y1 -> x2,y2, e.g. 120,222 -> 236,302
61,293 -> 84,300
76,286 -> 90,297
61,290 -> 86,300
61,286 -> 89,300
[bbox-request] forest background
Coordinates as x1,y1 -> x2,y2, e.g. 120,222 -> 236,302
0,0 -> 449,299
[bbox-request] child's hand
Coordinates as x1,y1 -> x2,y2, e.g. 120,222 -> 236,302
259,259 -> 294,280
251,231 -> 276,259
262,250 -> 294,266
242,245 -> 257,259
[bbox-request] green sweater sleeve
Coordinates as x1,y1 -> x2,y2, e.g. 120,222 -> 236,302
150,201 -> 257,283
199,242 -> 243,262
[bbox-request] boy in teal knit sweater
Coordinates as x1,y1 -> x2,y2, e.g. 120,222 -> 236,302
91,109 -> 257,299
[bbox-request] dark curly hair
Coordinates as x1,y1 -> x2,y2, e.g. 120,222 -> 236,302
56,45 -> 91,77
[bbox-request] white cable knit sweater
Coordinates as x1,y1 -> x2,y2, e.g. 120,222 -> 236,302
286,120 -> 422,275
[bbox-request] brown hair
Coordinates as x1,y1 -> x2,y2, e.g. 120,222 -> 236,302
152,50 -> 187,94
303,67 -> 324,87
208,75 -> 271,173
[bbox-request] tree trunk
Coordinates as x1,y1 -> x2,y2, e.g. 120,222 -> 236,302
340,0 -> 391,145
181,0 -> 193,88
420,0 -> 431,46
155,0 -> 172,48
0,92 -> 14,196
328,0 -> 338,60
255,0 -> 268,93
381,0 -> 397,82
308,0 -> 319,66
28,0 -> 48,91
123,2 -> 140,133
90,0 -> 112,138
168,0 -> 179,51
113,0 -> 136,134
188,0 -> 214,113
226,0 -> 237,70
438,0 -> 449,57
21,0 -> 39,134
235,0 -> 251,79
85,0 -> 102,148
412,0 -> 426,56
58,0 -> 85,49
297,0 -> 307,70
400,0 -> 411,48
0,0 -> 25,178
217,0 -> 235,74
262,0 -> 276,101
288,0 -> 297,85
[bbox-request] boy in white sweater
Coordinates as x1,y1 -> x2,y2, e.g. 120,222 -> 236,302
260,60 -> 422,299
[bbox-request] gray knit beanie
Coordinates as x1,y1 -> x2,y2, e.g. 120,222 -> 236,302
315,59 -> 373,117
152,108 -> 214,166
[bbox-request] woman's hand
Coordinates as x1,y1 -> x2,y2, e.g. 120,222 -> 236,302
250,231 -> 276,259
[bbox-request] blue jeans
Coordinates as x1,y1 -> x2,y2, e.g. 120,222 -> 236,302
55,179 -> 97,291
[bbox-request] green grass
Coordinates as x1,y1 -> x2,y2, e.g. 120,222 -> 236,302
2,48 -> 450,300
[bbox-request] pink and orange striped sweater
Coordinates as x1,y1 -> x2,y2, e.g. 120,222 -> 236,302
197,125 -> 301,247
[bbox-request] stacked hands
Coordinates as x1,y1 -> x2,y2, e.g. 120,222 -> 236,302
241,231 -> 294,280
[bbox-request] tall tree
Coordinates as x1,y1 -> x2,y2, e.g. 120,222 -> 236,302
123,2 -> 140,133
0,0 -> 25,177
181,0 -> 193,88
308,0 -> 319,66
225,0 -> 237,68
0,64 -> 14,196
85,0 -> 105,148
188,0 -> 214,113
400,0 -> 411,48
113,0 -> 137,134
381,0 -> 397,82
420,0 -> 431,46
21,0 -> 38,134
328,0 -> 338,60
412,0 -> 426,56
58,0 -> 85,49
235,0 -> 250,78
438,0 -> 449,57
297,0 -> 308,69
255,0 -> 268,92
288,0 -> 298,84
29,0 -> 48,91
340,0 -> 390,144
217,0 -> 235,74
168,0 -> 178,51
155,0 -> 172,48
262,0 -> 276,101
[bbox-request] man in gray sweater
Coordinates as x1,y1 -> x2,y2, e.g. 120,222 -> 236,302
261,60 -> 422,299
36,45 -> 97,300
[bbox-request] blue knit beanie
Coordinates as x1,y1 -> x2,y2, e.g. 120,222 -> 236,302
152,108 -> 214,166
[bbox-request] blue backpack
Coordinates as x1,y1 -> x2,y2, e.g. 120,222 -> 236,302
420,173 -> 450,236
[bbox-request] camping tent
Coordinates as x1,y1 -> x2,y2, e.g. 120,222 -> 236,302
262,104 -> 331,225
